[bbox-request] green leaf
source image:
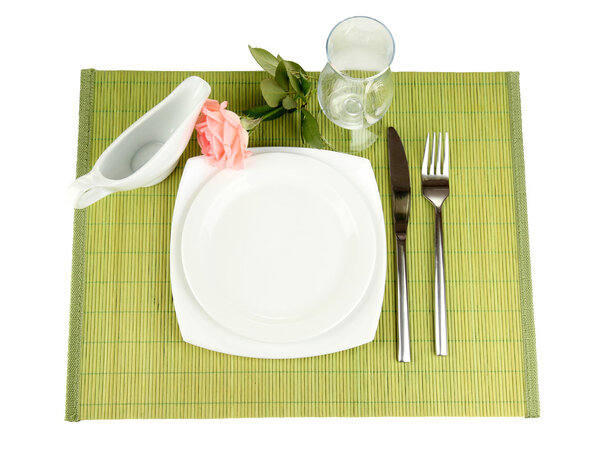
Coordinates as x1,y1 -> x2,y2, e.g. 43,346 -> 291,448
299,75 -> 311,95
241,105 -> 286,125
261,106 -> 286,122
282,95 -> 297,110
260,79 -> 287,107
290,76 -> 305,101
248,46 -> 279,76
243,105 -> 278,119
284,60 -> 307,79
300,108 -> 326,149
240,116 -> 262,131
275,61 -> 289,91
283,62 -> 305,101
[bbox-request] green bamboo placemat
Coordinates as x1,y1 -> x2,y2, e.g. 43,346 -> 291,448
65,69 -> 539,420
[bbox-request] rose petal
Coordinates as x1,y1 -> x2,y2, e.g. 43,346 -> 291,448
202,99 -> 220,112
222,109 -> 241,126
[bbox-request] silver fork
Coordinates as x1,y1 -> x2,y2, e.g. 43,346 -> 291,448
421,132 -> 450,356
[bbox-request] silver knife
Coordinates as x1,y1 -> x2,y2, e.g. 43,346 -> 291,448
387,127 -> 411,362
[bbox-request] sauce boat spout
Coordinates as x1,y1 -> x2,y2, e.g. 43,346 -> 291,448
67,171 -> 114,209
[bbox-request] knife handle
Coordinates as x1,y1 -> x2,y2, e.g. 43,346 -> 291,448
434,208 -> 448,356
395,236 -> 411,362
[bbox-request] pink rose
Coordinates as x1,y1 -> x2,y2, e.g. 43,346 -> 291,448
195,99 -> 252,169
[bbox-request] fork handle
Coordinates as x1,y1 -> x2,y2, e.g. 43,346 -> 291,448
434,208 -> 448,356
395,236 -> 411,362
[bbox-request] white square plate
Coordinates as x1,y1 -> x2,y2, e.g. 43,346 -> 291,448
170,147 -> 386,358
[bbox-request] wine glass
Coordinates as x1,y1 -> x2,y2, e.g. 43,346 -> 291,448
317,16 -> 395,130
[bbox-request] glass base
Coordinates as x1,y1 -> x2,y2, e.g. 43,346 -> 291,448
314,109 -> 379,153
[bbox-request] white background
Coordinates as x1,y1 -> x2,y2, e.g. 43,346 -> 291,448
1,0 -> 599,461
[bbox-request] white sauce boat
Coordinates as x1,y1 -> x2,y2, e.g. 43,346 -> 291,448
67,76 -> 211,208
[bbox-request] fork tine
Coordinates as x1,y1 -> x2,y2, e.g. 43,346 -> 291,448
422,133 -> 430,176
443,132 -> 449,175
436,132 -> 442,175
430,133 -> 436,175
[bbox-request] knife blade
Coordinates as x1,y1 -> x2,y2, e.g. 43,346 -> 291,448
387,127 -> 411,362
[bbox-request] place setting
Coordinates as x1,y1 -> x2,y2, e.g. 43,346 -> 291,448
65,16 -> 539,420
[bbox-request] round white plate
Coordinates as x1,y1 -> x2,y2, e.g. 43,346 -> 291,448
180,153 -> 376,343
